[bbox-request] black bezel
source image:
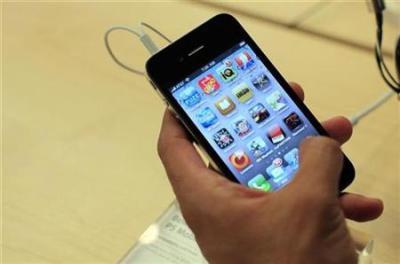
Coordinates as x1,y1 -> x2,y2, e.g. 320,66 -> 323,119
146,13 -> 354,190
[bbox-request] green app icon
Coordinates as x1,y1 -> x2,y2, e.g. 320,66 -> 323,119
248,174 -> 272,192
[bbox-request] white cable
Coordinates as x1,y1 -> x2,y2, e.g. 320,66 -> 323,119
104,22 -> 171,75
350,90 -> 395,126
104,26 -> 144,75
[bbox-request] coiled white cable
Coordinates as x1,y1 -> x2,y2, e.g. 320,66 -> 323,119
104,22 -> 171,75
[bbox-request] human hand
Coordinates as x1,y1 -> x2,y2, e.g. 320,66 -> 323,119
157,83 -> 383,264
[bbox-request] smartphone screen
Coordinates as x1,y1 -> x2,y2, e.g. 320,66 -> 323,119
169,41 -> 320,192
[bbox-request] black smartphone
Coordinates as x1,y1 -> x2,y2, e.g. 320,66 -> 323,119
146,14 -> 354,192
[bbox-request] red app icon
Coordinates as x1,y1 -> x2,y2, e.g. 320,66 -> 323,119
198,74 -> 220,95
267,125 -> 286,145
235,51 -> 255,70
229,150 -> 251,171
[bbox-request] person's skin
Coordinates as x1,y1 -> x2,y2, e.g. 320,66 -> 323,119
158,83 -> 383,264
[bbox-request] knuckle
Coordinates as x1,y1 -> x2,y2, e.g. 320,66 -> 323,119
321,137 -> 341,151
301,137 -> 341,156
300,136 -> 319,151
322,138 -> 343,161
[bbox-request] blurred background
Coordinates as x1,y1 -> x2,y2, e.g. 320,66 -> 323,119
2,1 -> 399,263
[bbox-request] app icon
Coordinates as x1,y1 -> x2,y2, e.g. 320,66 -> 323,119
229,150 -> 251,171
212,128 -> 235,149
266,90 -> 287,111
248,103 -> 270,124
248,174 -> 272,192
267,125 -> 286,145
177,86 -> 201,108
284,148 -> 299,169
232,117 -> 252,137
235,51 -> 255,70
232,82 -> 254,103
198,74 -> 220,95
284,112 -> 304,132
247,136 -> 268,159
251,73 -> 271,91
196,107 -> 218,128
216,60 -> 238,82
266,158 -> 286,179
215,96 -> 236,115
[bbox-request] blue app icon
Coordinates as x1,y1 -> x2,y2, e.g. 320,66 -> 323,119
284,148 -> 299,170
178,86 -> 201,108
196,107 -> 218,128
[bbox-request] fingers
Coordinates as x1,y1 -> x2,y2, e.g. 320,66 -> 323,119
339,193 -> 384,222
158,110 -> 222,203
288,82 -> 352,145
289,82 -> 304,101
158,109 -> 206,171
158,81 -> 352,205
322,116 -> 353,145
294,137 -> 343,196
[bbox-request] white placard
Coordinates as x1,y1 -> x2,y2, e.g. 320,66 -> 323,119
121,200 -> 373,264
120,201 -> 207,264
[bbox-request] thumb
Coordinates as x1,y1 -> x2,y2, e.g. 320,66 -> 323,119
293,136 -> 343,197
